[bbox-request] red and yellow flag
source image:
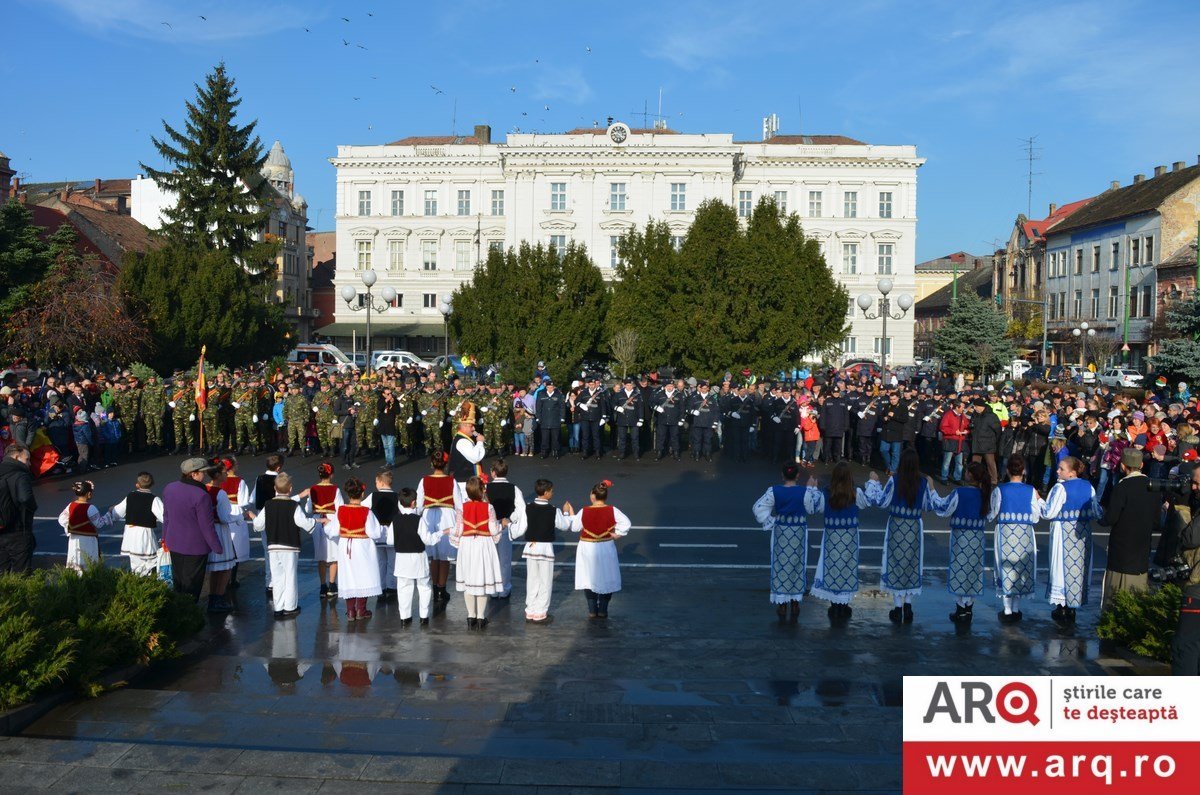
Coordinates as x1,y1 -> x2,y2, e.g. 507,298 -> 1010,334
195,345 -> 208,412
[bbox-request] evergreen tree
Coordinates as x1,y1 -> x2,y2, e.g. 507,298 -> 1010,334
141,62 -> 272,265
1149,296 -> 1200,382
933,290 -> 1017,377
608,220 -> 677,370
0,200 -> 53,317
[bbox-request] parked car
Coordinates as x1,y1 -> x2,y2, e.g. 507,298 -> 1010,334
430,355 -> 467,375
838,360 -> 880,382
1098,368 -> 1144,388
372,350 -> 434,370
287,344 -> 357,373
1068,365 -> 1096,385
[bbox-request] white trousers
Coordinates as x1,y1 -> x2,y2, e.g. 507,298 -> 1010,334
261,533 -> 272,586
376,546 -> 397,590
525,558 -> 554,619
497,528 -> 513,596
398,575 -> 432,619
269,548 -> 299,611
128,553 -> 157,576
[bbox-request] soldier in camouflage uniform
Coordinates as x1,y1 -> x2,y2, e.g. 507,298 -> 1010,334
481,383 -> 509,455
396,379 -> 418,454
170,378 -> 197,454
202,382 -> 221,454
141,375 -> 166,451
112,379 -> 140,454
233,377 -> 260,455
417,380 -> 444,456
355,376 -> 378,454
312,380 -> 337,457
283,382 -> 310,456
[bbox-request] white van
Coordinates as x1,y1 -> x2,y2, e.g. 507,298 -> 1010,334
372,350 -> 434,370
1009,359 -> 1033,380
287,344 -> 356,372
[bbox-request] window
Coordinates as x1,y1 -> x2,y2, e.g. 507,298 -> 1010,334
879,191 -> 893,218
669,235 -> 684,252
773,190 -> 787,214
844,191 -> 858,218
873,337 -> 892,355
455,240 -> 471,270
392,293 -> 402,308
355,239 -> 371,270
609,235 -> 622,268
1111,241 -> 1120,270
491,189 -> 504,216
550,182 -> 567,211
424,189 -> 437,216
738,190 -> 753,218
1073,290 -> 1082,318
1145,236 -> 1154,264
549,234 -> 567,257
1058,292 -> 1066,319
1091,288 -> 1100,318
1129,290 -> 1138,319
1108,286 -> 1119,318
1142,284 -> 1154,318
421,240 -> 437,271
387,239 -> 404,271
357,190 -> 371,216
842,243 -> 858,275
609,182 -> 626,211
1132,238 -> 1141,266
877,243 -> 893,275
278,220 -> 288,240
841,337 -> 857,354
1092,245 -> 1100,273
488,240 -> 503,254
808,190 -> 823,217
457,189 -> 470,216
390,190 -> 404,216
1074,249 -> 1083,275
423,293 -> 436,309
671,182 -> 687,211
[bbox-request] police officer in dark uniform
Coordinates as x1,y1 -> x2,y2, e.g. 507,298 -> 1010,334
576,374 -> 604,459
652,379 -> 685,461
613,377 -> 642,460
688,380 -> 721,462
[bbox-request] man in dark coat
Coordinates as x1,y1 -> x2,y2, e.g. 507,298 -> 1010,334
1097,448 -> 1159,609
969,398 -> 1002,483
535,380 -> 566,459
820,387 -> 849,463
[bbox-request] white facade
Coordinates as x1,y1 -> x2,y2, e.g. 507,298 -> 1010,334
329,123 -> 924,363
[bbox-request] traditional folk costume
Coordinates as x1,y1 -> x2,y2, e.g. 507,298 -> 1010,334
323,504 -> 384,620
249,470 -> 279,589
363,488 -> 399,593
452,499 -> 503,596
109,489 -> 164,575
864,477 -> 938,614
511,498 -> 572,622
204,483 -> 238,573
486,477 -> 526,598
752,484 -> 823,603
393,506 -> 439,622
306,482 -> 344,566
989,481 -> 1043,621
569,504 -> 632,617
220,474 -> 252,564
810,487 -> 872,606
417,474 -> 461,562
252,495 -> 317,614
59,500 -> 111,572
1041,478 -> 1100,618
930,485 -> 989,621
448,407 -> 487,484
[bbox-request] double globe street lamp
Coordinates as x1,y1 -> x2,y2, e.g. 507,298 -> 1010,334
340,269 -> 396,369
856,278 -> 913,375
437,294 -> 453,358
1072,321 -> 1096,370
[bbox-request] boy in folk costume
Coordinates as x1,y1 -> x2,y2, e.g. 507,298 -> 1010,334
323,477 -> 384,621
250,472 -> 320,619
306,462 -> 343,599
204,459 -> 238,613
510,478 -> 573,623
417,452 -> 462,604
109,471 -> 164,576
451,475 -> 503,629
485,458 -> 525,599
394,487 -> 440,626
219,456 -> 251,589
59,480 -> 111,573
363,468 -> 399,597
569,480 -> 631,619
249,453 -> 284,595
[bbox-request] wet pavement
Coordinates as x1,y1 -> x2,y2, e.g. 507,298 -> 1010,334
10,451 -> 1115,793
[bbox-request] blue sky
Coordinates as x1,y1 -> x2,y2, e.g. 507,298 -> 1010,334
4,0 -> 1199,260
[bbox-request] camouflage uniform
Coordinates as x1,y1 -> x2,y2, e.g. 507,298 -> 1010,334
312,383 -> 336,456
171,380 -> 197,453
202,386 -> 221,453
141,377 -> 165,449
355,380 -> 378,452
482,388 -> 508,453
417,386 -> 444,455
113,382 -> 140,453
395,384 -> 417,452
233,381 -> 259,453
283,386 -> 310,455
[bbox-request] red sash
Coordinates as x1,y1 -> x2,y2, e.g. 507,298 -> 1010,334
580,505 -> 616,542
311,483 -> 338,515
337,505 -> 371,539
461,500 -> 491,537
205,484 -> 221,506
221,476 -> 242,506
67,502 -> 98,536
422,475 -> 454,508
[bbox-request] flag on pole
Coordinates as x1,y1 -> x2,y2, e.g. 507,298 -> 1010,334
195,345 -> 208,412
30,428 -> 60,477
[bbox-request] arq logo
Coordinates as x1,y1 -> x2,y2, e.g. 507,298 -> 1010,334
922,681 -> 1039,725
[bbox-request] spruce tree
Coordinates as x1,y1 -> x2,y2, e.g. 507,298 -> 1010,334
141,62 -> 271,263
933,290 -> 1016,378
1149,296 -> 1200,382
608,220 -> 677,369
0,200 -> 53,317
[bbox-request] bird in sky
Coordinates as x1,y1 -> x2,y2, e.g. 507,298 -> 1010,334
353,96 -> 361,101
342,38 -> 349,45
585,46 -> 591,53
198,15 -> 207,21
510,86 -> 516,93
367,11 -> 374,16
544,104 -> 550,111
521,111 -> 528,116
160,21 -> 172,28
304,27 -> 310,32
431,85 -> 444,94
341,16 -> 350,22
357,44 -> 367,49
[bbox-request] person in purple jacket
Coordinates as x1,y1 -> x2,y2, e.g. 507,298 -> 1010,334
162,457 -> 222,602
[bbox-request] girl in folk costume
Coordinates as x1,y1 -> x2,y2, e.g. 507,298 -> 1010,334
218,456 -> 252,588
570,480 -> 632,619
249,472 -> 319,619
393,487 -> 440,626
1040,455 -> 1101,625
810,462 -> 870,621
451,476 -> 504,629
753,462 -> 824,623
323,477 -> 385,621
863,448 -> 939,623
417,452 -> 462,604
930,460 -> 995,624
990,453 -> 1043,624
204,459 -> 238,613
363,468 -> 400,597
486,458 -> 526,600
59,480 -> 111,573
108,472 -> 164,576
306,462 -> 343,599
511,478 -> 574,624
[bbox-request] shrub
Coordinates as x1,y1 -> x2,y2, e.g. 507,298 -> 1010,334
1096,584 -> 1181,663
0,565 -> 205,709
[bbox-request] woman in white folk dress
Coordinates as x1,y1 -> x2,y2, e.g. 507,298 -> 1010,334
323,477 -> 384,622
452,475 -> 504,630
59,480 -> 111,573
569,480 -> 632,620
753,462 -> 824,623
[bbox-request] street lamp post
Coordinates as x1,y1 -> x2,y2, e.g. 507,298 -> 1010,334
340,269 -> 396,370
437,294 -> 453,357
1072,321 -> 1096,370
857,278 -> 914,376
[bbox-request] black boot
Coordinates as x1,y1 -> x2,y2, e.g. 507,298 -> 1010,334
598,593 -> 611,619
902,602 -> 914,623
888,607 -> 903,623
950,604 -> 969,623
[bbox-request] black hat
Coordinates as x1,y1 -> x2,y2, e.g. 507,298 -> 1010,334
623,377 -> 634,385
973,398 -> 988,407
698,379 -> 710,387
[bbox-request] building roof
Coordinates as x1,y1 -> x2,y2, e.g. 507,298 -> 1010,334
563,127 -> 680,136
916,251 -> 994,271
1158,241 -> 1199,270
748,134 -> 866,146
21,179 -> 132,197
1050,164 -> 1200,237
1021,197 -> 1095,242
32,196 -> 157,266
386,135 -> 487,146
914,263 -> 995,313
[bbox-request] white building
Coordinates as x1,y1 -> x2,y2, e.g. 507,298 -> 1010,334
328,122 -> 924,363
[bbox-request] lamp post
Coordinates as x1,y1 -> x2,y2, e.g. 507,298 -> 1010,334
340,269 -> 396,370
437,294 -> 453,357
857,278 -> 913,376
1072,321 -> 1096,370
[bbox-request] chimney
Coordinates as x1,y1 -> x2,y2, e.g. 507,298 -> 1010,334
1110,180 -> 1120,190
116,195 -> 127,214
59,187 -> 70,202
94,178 -> 102,194
1154,165 -> 1166,177
606,116 -> 613,126
1174,161 -> 1186,171
473,124 -> 491,144
1048,202 -> 1058,216
1133,174 -> 1145,184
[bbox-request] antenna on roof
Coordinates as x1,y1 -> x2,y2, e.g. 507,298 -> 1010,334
1020,136 -> 1042,217
451,98 -> 458,136
797,96 -> 801,137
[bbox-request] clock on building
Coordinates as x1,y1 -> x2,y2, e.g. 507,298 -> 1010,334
607,122 -> 629,144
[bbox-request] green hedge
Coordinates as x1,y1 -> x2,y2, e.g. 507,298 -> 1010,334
0,565 -> 205,710
1096,584 -> 1181,663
